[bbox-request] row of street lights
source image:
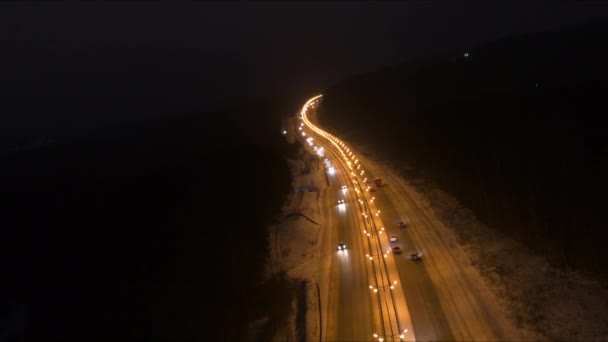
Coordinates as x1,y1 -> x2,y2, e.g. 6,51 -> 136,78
300,95 -> 411,341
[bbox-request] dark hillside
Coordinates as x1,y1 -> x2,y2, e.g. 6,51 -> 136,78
0,97 -> 300,341
318,20 -> 608,277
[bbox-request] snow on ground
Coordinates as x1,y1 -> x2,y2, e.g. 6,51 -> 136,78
266,153 -> 328,342
267,129 -> 608,342
380,160 -> 608,341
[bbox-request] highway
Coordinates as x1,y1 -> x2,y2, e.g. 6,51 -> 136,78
299,96 -> 411,342
297,95 -> 515,342
317,154 -> 376,341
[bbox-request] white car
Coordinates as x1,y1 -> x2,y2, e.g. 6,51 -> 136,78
389,235 -> 398,243
341,185 -> 347,190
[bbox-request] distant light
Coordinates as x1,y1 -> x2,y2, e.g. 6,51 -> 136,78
535,83 -> 540,87
464,52 -> 470,58
282,130 -> 287,134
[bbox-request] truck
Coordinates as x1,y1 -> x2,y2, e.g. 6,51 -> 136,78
374,178 -> 382,187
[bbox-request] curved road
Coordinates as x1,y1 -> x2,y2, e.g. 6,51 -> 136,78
300,96 -> 409,342
298,95 -> 518,342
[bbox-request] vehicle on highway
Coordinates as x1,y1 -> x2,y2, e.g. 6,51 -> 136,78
398,221 -> 407,228
341,185 -> 347,190
368,187 -> 376,192
337,198 -> 345,204
374,178 -> 382,187
337,242 -> 347,251
409,252 -> 422,261
389,235 -> 398,243
392,246 -> 402,254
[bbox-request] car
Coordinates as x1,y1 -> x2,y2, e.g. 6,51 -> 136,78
398,221 -> 407,228
341,185 -> 347,190
409,252 -> 422,261
337,242 -> 347,251
337,198 -> 345,204
389,235 -> 398,243
368,187 -> 377,192
392,246 -> 402,254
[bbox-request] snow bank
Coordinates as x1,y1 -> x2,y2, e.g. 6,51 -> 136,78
266,151 -> 327,342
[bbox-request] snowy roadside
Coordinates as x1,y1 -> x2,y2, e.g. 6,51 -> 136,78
279,103 -> 607,341
380,160 -> 608,341
265,151 -> 328,342
269,108 -> 606,341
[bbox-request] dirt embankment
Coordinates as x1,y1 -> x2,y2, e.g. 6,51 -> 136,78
260,143 -> 327,342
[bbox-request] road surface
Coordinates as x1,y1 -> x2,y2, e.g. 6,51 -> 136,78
298,95 -> 517,342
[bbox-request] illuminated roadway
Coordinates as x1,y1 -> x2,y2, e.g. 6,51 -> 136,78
299,96 -> 411,342
297,95 -> 514,342
317,151 -> 376,341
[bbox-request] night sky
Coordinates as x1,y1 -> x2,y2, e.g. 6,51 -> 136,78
1,2 -> 607,148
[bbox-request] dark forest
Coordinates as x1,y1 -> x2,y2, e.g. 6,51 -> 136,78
318,20 -> 608,278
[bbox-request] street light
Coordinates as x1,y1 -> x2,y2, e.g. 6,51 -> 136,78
369,281 -> 398,292
374,328 -> 408,341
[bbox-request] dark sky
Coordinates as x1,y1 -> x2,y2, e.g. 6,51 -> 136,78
1,1 -> 607,148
